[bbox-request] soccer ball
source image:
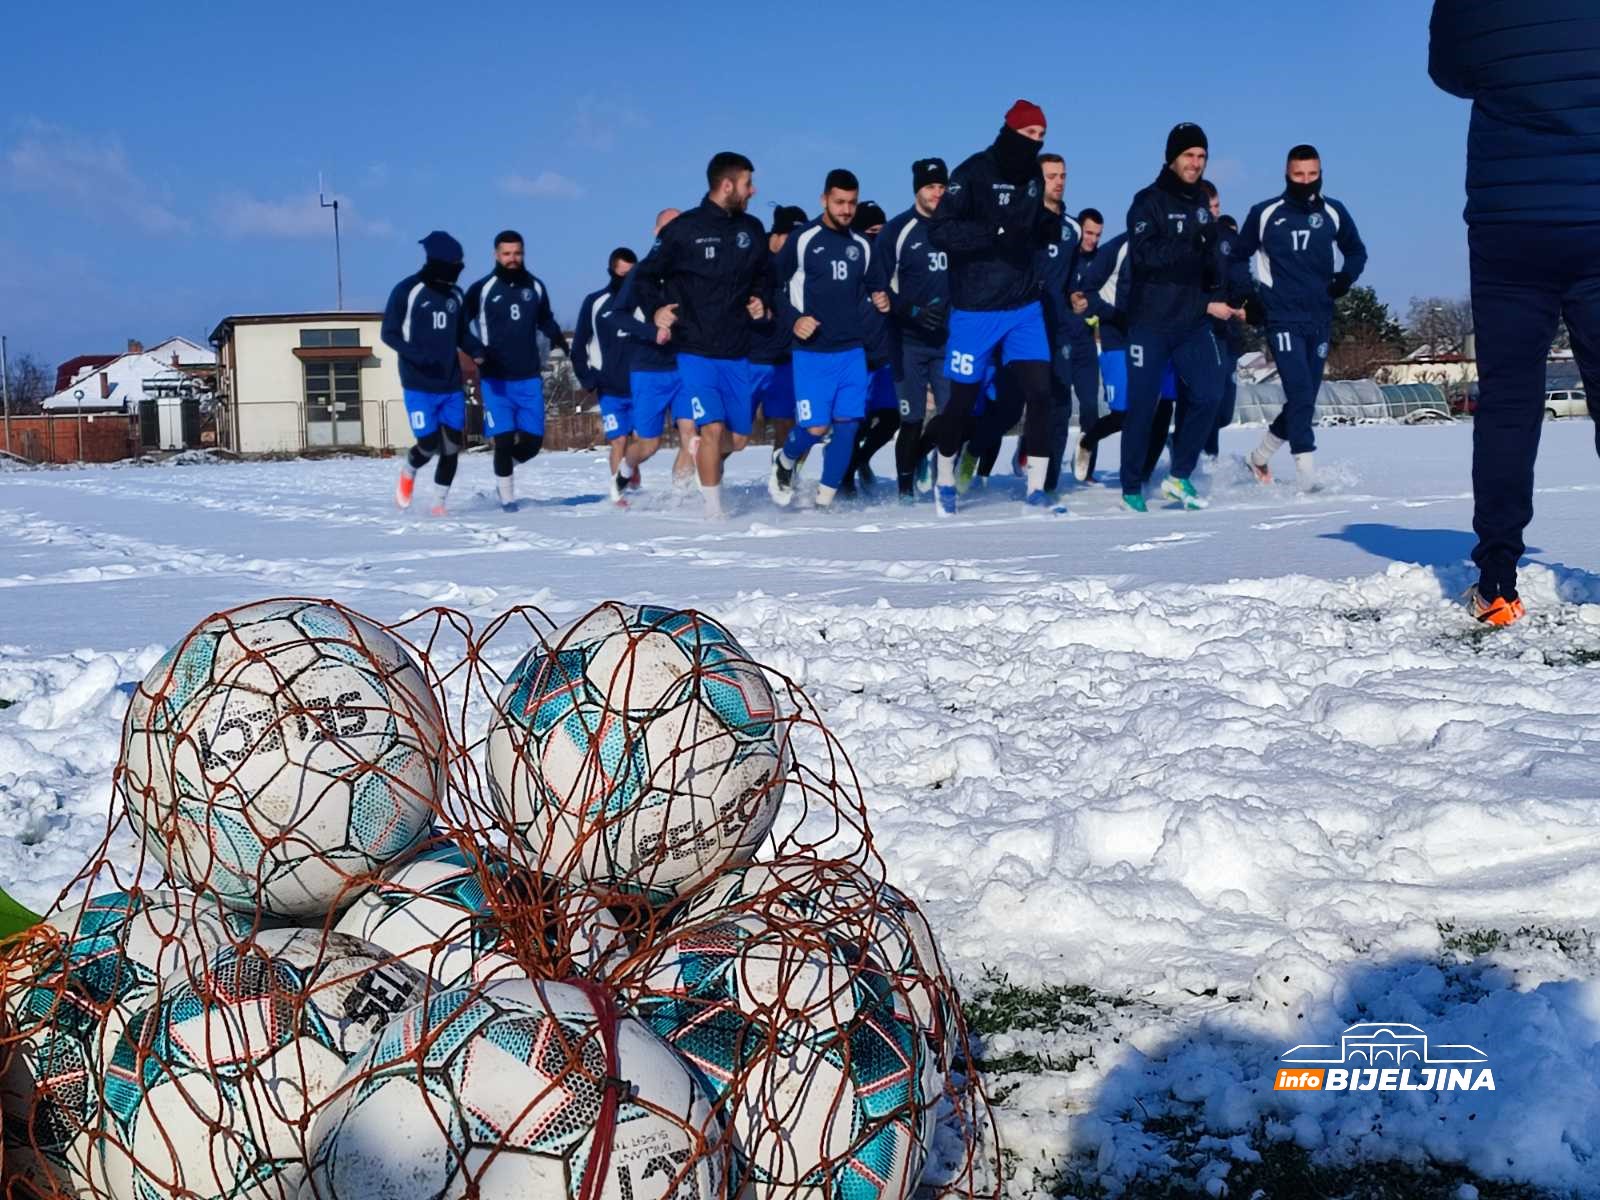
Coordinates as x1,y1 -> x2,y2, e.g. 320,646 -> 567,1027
485,605 -> 786,905
332,844 -> 630,987
1,889 -> 254,1196
119,600 -> 446,918
96,927 -> 429,1200
670,859 -> 960,1082
302,977 -> 726,1200
628,907 -> 934,1200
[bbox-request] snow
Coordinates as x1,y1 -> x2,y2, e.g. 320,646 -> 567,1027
3,422 -> 1600,1195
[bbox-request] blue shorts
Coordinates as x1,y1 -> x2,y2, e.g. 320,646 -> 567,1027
629,370 -> 682,438
1101,350 -> 1128,413
866,364 -> 898,413
678,354 -> 753,435
598,392 -> 632,441
480,376 -> 545,437
403,389 -> 466,439
749,361 -> 796,422
792,348 -> 868,427
944,302 -> 1049,381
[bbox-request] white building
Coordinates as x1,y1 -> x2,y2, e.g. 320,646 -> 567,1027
42,336 -> 216,414
208,313 -> 410,454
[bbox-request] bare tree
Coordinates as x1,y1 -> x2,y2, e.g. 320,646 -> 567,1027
1405,296 -> 1474,355
3,354 -> 52,414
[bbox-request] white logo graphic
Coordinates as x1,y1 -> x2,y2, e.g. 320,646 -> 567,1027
521,288 -> 533,301
736,231 -> 752,249
1317,342 -> 1330,359
1027,180 -> 1038,198
1274,1022 -> 1494,1094
1308,213 -> 1325,230
1197,209 -> 1211,225
1273,218 -> 1288,226
1221,241 -> 1233,257
445,298 -> 458,313
812,245 -> 827,255
845,245 -> 860,261
1135,221 -> 1148,234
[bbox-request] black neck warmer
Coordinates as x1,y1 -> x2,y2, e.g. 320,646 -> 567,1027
992,125 -> 1040,186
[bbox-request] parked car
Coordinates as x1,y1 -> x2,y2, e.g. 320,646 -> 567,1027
1545,389 -> 1589,419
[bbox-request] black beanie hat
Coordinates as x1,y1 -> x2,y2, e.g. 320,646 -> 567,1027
912,157 -> 948,190
1165,122 -> 1209,164
770,205 -> 808,236
852,201 -> 887,232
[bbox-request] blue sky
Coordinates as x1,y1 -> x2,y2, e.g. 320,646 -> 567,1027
2,0 -> 1466,370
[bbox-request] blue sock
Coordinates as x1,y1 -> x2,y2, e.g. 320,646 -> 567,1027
782,427 -> 821,464
819,420 -> 860,488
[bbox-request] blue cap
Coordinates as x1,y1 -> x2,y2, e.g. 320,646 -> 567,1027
419,230 -> 464,262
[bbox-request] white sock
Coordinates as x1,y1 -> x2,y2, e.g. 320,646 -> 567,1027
700,481 -> 723,514
1026,457 -> 1048,493
1251,432 -> 1285,465
496,476 -> 514,503
778,450 -> 796,470
1293,452 -> 1315,487
401,460 -> 418,480
433,484 -> 450,508
936,454 -> 957,487
815,485 -> 836,508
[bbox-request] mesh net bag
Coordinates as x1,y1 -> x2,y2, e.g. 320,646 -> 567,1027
0,597 -> 1001,1200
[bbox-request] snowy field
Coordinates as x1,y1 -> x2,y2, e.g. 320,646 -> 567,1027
4,422 -> 1600,1197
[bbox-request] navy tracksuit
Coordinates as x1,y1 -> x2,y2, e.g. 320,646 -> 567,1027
1120,170 -> 1227,496
381,275 -> 483,395
573,282 -> 632,400
630,197 -> 771,360
1431,0 -> 1600,602
462,268 -> 565,381
1233,189 -> 1366,453
874,205 -> 954,486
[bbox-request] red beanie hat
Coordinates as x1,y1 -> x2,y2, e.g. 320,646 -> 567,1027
1005,99 -> 1047,131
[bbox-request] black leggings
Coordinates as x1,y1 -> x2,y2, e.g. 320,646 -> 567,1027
936,361 -> 1052,461
492,431 -> 543,477
408,425 -> 462,487
850,409 -> 900,477
1080,399 -> 1174,478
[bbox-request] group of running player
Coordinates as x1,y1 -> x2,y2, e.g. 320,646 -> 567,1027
379,101 -> 1367,520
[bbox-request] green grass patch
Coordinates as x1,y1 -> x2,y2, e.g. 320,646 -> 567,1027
964,966 -> 1133,1037
1438,921 -> 1594,960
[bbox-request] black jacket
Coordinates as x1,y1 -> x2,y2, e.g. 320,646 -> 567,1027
631,198 -> 771,359
929,139 -> 1059,312
1125,169 -> 1219,335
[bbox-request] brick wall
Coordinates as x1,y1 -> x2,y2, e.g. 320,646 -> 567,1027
0,414 -> 140,464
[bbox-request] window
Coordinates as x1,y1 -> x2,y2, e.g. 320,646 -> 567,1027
299,328 -> 363,348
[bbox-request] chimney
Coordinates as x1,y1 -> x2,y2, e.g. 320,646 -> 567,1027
171,352 -> 180,366
99,371 -> 110,399
127,339 -> 143,354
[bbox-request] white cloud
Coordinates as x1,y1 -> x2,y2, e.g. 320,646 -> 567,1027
213,190 -> 395,238
3,120 -> 188,234
572,94 -> 649,151
501,171 -> 586,200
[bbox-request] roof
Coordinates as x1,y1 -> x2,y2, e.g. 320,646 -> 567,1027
54,354 -> 119,393
209,312 -> 384,344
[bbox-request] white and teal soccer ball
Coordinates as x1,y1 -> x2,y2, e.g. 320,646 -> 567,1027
331,844 -> 630,987
1,890 -> 254,1196
485,605 -> 786,905
629,907 -> 935,1200
301,977 -> 726,1200
96,927 -> 428,1200
120,600 -> 446,918
670,860 -> 960,1084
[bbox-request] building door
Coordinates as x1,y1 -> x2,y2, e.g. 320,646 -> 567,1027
303,361 -> 363,447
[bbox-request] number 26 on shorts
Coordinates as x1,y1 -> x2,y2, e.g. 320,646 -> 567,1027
949,350 -> 976,377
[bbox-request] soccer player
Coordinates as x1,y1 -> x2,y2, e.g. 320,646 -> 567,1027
461,230 -> 570,512
874,158 -> 952,501
847,200 -> 900,493
631,151 -> 771,518
381,231 -> 484,516
1233,144 -> 1367,490
572,248 -> 638,503
1206,212 -> 1249,459
767,169 -> 891,509
606,209 -> 698,487
1049,205 -> 1104,491
749,205 -> 810,458
928,100 -> 1060,515
1431,0 -> 1600,627
1118,123 -> 1243,512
